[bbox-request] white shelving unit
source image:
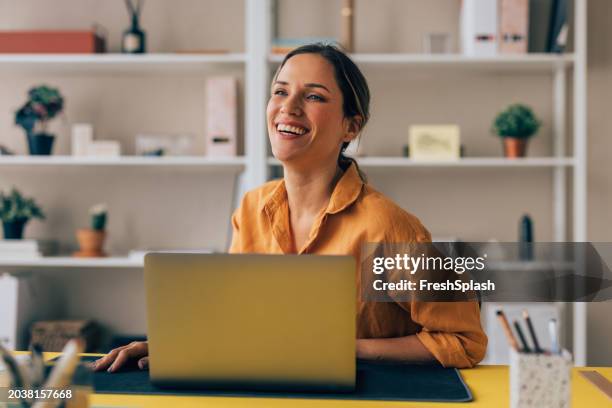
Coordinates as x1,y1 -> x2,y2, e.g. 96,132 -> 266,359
0,257 -> 142,274
253,0 -> 589,365
0,53 -> 246,74
270,53 -> 575,71
0,0 -> 588,363
268,157 -> 576,168
0,155 -> 246,171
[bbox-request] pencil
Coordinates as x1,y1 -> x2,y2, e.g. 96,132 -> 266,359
523,310 -> 543,353
496,309 -> 520,351
513,320 -> 532,353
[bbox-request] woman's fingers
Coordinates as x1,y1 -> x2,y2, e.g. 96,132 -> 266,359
108,342 -> 148,373
92,341 -> 148,373
92,345 -> 127,372
138,356 -> 149,370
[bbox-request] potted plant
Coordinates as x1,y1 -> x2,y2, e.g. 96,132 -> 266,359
15,85 -> 65,155
74,204 -> 108,258
492,104 -> 541,158
0,188 -> 45,239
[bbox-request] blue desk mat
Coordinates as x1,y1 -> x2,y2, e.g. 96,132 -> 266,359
55,356 -> 473,402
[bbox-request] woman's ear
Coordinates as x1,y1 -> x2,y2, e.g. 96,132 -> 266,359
343,115 -> 363,142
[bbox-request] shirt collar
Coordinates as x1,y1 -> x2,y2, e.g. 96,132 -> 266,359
261,162 -> 364,215
325,162 -> 364,214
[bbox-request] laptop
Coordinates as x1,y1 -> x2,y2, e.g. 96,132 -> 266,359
144,253 -> 356,391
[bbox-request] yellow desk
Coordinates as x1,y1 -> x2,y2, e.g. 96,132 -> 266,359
86,365 -> 612,408
34,354 -> 612,407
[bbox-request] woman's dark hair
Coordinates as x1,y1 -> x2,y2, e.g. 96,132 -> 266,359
275,43 -> 370,181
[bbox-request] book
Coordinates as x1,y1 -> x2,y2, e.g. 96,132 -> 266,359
270,37 -> 337,55
528,0 -> 554,53
0,30 -> 105,53
0,240 -> 58,258
547,0 -> 569,53
205,77 -> 237,157
500,0 -> 529,54
460,0 -> 499,56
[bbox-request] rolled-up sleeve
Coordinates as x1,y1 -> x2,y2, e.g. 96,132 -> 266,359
412,301 -> 487,368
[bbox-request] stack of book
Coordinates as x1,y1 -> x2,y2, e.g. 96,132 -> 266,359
0,240 -> 57,259
460,0 -> 569,56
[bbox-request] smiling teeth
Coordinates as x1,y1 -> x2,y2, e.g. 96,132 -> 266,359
277,124 -> 307,135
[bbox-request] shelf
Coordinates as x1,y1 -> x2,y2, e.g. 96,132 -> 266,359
269,53 -> 574,72
0,53 -> 246,74
268,157 -> 575,169
0,256 -> 142,274
0,155 -> 246,172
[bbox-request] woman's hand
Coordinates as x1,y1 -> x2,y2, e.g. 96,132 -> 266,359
92,341 -> 148,372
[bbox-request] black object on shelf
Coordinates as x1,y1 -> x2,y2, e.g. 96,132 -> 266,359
122,0 -> 146,54
519,214 -> 534,261
547,0 -> 568,53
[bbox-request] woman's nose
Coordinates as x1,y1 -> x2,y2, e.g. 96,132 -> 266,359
280,96 -> 302,116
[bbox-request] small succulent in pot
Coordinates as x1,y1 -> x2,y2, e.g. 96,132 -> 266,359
492,104 -> 541,158
74,203 -> 108,258
0,188 -> 45,239
15,85 -> 65,155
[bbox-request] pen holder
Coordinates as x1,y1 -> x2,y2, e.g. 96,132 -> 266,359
510,348 -> 573,408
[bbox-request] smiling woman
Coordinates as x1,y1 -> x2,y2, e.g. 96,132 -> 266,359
94,44 -> 487,373
231,44 -> 487,368
267,45 -> 369,181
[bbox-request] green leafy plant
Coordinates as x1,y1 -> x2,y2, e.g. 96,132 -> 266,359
0,188 -> 45,223
492,104 -> 541,139
15,85 -> 64,135
90,203 -> 108,231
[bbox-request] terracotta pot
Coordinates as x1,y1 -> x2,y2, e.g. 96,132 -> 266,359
503,137 -> 528,158
74,228 -> 106,258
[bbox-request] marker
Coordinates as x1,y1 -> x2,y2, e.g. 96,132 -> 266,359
496,310 -> 520,352
523,310 -> 543,353
513,320 -> 532,353
549,318 -> 560,354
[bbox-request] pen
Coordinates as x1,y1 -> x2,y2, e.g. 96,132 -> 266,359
523,310 -> 543,353
513,320 -> 532,353
0,342 -> 28,407
29,343 -> 45,389
496,309 -> 520,352
33,339 -> 84,408
549,318 -> 560,354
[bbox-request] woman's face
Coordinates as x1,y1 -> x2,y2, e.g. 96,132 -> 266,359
267,53 -> 356,165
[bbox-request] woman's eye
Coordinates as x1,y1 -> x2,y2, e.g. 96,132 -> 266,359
273,89 -> 287,96
307,94 -> 324,101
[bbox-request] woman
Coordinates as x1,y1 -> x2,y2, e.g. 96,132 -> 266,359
94,44 -> 486,373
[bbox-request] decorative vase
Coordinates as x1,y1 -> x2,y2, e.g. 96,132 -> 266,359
2,218 -> 27,239
122,14 -> 146,53
27,132 -> 55,155
503,138 -> 528,158
74,229 -> 107,258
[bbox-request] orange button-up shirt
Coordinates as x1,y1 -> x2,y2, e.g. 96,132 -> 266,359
229,162 -> 487,368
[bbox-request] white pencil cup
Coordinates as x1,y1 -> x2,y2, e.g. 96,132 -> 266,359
510,348 -> 573,408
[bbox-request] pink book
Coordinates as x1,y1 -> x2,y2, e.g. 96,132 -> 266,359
499,0 -> 529,54
205,77 -> 237,157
